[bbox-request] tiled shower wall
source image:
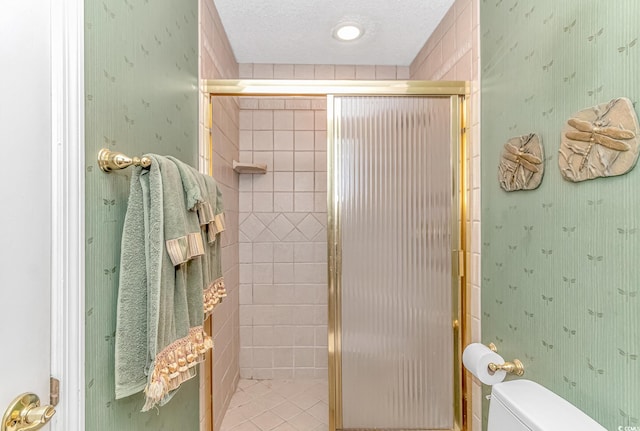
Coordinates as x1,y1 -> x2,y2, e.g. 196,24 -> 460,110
236,63 -> 412,381
410,0 -> 481,429
238,96 -> 329,379
199,1 -> 240,430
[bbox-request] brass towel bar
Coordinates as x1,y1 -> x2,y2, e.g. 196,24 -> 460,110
98,148 -> 151,173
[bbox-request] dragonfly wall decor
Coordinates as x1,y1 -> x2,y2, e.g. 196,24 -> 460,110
498,133 -> 545,191
559,97 -> 639,182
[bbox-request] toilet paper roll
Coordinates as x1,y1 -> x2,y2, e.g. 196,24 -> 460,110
462,343 -> 508,385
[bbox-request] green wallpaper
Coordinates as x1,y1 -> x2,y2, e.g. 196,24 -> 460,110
84,1 -> 199,429
481,1 -> 640,429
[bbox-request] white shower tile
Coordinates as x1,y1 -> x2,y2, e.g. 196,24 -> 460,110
285,99 -> 311,110
273,263 -> 294,283
240,111 -> 253,130
252,63 -> 274,79
292,285 -> 316,305
274,131 -> 294,151
252,111 -> 273,130
298,214 -> 323,239
273,151 -> 293,171
273,348 -> 294,368
253,172 -> 273,192
293,243 -> 314,263
274,192 -> 294,212
239,174 -> 253,193
239,284 -> 253,305
355,65 -> 376,80
274,111 -> 294,130
335,65 -> 356,79
310,99 -> 326,110
314,172 -> 327,192
314,64 -> 335,79
239,243 -> 253,263
294,348 -> 315,368
268,215 -> 295,240
253,131 -> 273,151
294,131 -> 314,150
375,65 -> 397,79
253,327 -> 275,346
314,349 -> 328,368
239,327 -> 254,353
253,193 -> 273,212
253,243 -> 274,263
293,369 -> 317,379
252,411 -> 284,431
271,400 -> 301,420
314,152 -> 327,172
273,243 -> 294,263
239,264 -> 253,284
315,327 -> 328,346
314,111 -> 327,131
272,369 -> 294,380
239,151 -> 253,163
253,151 -> 273,168
294,172 -> 314,191
314,131 -> 327,152
294,193 -> 314,212
273,326 -> 295,345
293,65 -> 314,79
239,130 -> 252,150
273,64 -> 294,79
252,348 -> 274,368
239,63 -> 253,79
240,97 -> 260,109
294,326 -> 315,347
274,172 -> 294,192
314,193 -> 327,212
239,346 -> 253,364
259,99 -> 285,110
294,111 -> 314,130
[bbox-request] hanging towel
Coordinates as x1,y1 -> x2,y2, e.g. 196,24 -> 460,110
193,171 -> 227,311
115,154 -> 216,411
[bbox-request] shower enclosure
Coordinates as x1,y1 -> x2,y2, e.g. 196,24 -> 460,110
329,94 -> 462,430
206,80 -> 468,431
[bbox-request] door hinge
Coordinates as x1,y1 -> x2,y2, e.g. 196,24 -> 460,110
50,377 -> 60,407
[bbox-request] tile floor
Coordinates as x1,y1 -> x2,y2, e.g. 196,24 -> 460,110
220,379 -> 328,431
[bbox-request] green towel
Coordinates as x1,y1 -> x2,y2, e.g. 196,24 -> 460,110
186,168 -> 227,311
115,155 -> 217,411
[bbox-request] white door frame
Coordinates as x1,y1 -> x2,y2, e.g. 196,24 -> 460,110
51,0 -> 85,430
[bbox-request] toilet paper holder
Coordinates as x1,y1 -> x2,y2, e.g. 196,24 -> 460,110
487,343 -> 525,376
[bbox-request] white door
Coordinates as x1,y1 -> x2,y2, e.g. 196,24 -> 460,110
0,1 -> 54,429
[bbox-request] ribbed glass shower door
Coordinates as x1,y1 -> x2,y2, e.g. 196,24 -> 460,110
329,96 -> 457,430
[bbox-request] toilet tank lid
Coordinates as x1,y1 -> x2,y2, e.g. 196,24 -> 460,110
491,380 -> 606,431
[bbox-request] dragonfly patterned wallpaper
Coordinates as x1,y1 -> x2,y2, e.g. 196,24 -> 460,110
481,1 -> 640,429
84,0 -> 199,429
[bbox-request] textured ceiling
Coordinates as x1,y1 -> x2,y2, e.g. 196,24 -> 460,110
212,0 -> 455,66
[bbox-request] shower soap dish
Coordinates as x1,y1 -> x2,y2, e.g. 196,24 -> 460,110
233,160 -> 267,174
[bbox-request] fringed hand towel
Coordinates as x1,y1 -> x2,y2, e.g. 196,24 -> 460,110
115,154 -> 224,411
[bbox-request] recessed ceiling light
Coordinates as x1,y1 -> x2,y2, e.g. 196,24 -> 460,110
333,23 -> 363,42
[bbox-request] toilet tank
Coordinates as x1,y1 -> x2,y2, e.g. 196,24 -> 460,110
488,380 -> 606,431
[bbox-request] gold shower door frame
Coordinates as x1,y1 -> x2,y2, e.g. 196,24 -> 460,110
205,80 -> 469,431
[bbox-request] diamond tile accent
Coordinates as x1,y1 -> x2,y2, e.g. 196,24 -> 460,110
240,214 -> 267,241
297,214 -> 323,240
267,214 -> 295,240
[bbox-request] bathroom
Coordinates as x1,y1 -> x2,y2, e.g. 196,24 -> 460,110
1,0 -> 638,431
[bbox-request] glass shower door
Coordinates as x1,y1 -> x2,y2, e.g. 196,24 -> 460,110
329,96 -> 458,430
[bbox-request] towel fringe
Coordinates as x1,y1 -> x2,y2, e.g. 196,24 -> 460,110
204,277 -> 226,315
142,326 -> 213,412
